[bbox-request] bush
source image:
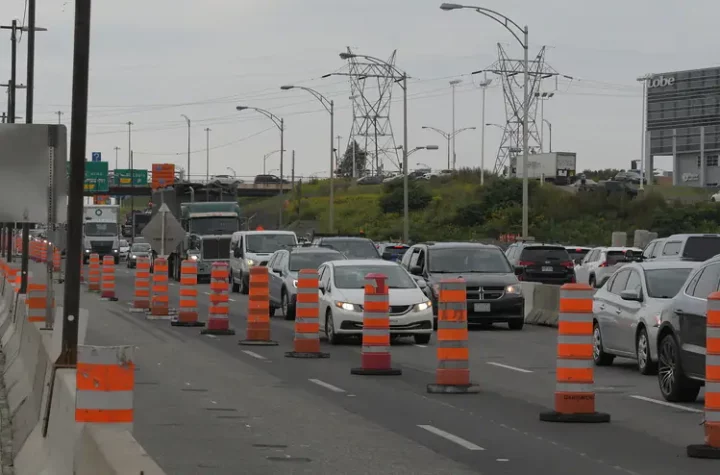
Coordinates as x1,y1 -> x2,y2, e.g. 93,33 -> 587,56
379,179 -> 432,214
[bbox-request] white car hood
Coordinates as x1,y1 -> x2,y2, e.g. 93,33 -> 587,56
334,287 -> 427,306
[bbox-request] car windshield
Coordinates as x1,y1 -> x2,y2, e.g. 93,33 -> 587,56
320,239 -> 379,259
246,234 -> 297,254
519,246 -> 569,262
289,252 -> 344,271
84,223 -> 118,237
119,240 -> 128,247
645,268 -> 694,298
333,265 -> 416,289
429,248 -> 512,273
131,243 -> 151,252
682,236 -> 720,261
189,217 -> 238,236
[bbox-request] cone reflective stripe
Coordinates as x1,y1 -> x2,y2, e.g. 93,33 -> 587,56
427,279 -> 478,393
9,265 -> 19,293
173,260 -> 204,327
151,258 -> 169,317
75,345 -> 134,424
52,247 -> 61,273
40,241 -> 48,263
130,257 -> 150,311
27,283 -> 52,323
687,292 -> 720,458
101,256 -> 116,299
202,263 -> 235,335
351,273 -> 401,376
238,266 -> 276,345
285,269 -> 328,358
540,283 -> 610,423
88,254 -> 101,292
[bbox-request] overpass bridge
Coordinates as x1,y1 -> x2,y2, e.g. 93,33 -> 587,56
83,180 -> 293,197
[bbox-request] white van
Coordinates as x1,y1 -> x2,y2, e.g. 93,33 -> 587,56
230,230 -> 298,294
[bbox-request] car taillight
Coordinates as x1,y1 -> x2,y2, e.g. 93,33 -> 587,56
561,261 -> 574,268
518,261 -> 534,266
598,261 -> 608,268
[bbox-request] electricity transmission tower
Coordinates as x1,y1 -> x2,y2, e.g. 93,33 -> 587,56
343,47 -> 400,174
484,44 -> 565,176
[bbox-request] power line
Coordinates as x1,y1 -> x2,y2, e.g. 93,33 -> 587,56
133,126 -> 276,156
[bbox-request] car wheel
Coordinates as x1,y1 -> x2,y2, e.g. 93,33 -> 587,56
231,273 -> 240,293
239,274 -> 249,295
325,310 -> 341,345
636,326 -> 657,375
593,321 -> 615,366
589,275 -> 596,288
269,302 -> 276,317
281,290 -> 295,321
414,334 -> 431,345
508,319 -> 524,330
657,333 -> 701,402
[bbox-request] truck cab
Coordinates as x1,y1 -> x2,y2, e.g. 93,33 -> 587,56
229,230 -> 298,294
83,205 -> 121,264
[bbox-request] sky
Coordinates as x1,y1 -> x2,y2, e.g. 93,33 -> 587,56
1,0 -> 717,180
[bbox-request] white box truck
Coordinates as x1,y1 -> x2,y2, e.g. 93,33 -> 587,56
83,204 -> 121,264
513,152 -> 577,185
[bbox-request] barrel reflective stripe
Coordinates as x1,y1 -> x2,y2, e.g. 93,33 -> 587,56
362,286 -> 389,346
206,263 -> 231,331
88,254 -> 101,291
434,279 -> 471,386
292,269 -> 322,353
439,301 -> 465,311
101,256 -> 115,298
438,321 -> 466,330
75,345 -> 134,423
151,258 -> 169,315
361,345 -> 389,353
178,260 -> 198,322
555,382 -> 595,393
244,266 -> 270,339
705,294 -> 720,447
133,257 -> 151,308
559,312 -> 592,322
27,284 -> 51,323
52,248 -> 61,272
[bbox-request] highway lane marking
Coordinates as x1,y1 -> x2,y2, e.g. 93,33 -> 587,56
496,459 -> 509,462
229,298 -> 236,302
308,378 -> 346,393
414,344 -> 427,348
629,395 -> 703,413
486,362 -> 533,373
241,350 -> 267,360
417,425 -> 485,451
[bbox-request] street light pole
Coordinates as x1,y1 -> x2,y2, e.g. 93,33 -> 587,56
636,74 -> 650,191
450,79 -> 461,169
181,114 -> 191,180
543,119 -> 552,152
26,0 -> 37,123
114,146 -> 120,170
205,128 -> 211,182
479,73 -> 492,185
402,75 -> 410,242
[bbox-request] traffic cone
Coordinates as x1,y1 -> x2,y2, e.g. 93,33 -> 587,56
101,256 -> 118,301
130,257 -> 151,312
285,269 -> 328,358
149,257 -> 170,319
351,273 -> 401,376
172,259 -> 204,327
201,262 -> 235,335
88,254 -> 101,292
239,266 -> 276,345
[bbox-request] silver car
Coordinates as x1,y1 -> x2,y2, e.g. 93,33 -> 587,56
127,242 -> 154,271
592,260 -> 699,375
267,247 -> 346,320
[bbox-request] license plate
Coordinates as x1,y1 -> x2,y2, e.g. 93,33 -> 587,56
474,303 -> 491,313
542,266 -> 553,272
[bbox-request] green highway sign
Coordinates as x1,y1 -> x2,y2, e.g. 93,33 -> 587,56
67,161 -> 109,192
113,169 -> 148,187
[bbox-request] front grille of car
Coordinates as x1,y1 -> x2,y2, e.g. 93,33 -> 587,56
202,237 -> 231,260
466,286 -> 505,300
90,241 -> 113,254
354,304 -> 412,315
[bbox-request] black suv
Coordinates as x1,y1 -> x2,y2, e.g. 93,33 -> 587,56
400,242 -> 524,330
505,241 -> 576,285
656,255 -> 720,402
311,235 -> 380,259
254,174 -> 289,185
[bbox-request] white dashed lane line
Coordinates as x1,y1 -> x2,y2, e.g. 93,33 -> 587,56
417,425 -> 485,451
241,350 -> 267,360
308,378 -> 346,393
486,362 -> 533,373
629,395 -> 703,413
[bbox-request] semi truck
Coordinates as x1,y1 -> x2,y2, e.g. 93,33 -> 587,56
151,184 -> 242,281
83,204 -> 121,264
511,152 -> 577,185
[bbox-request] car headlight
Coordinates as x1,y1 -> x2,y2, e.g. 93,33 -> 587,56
84,249 -> 91,253
292,279 -> 298,288
189,254 -> 199,261
131,255 -> 137,259
335,301 -> 358,312
246,259 -> 255,266
415,301 -> 432,312
113,249 -> 118,253
505,284 -> 522,295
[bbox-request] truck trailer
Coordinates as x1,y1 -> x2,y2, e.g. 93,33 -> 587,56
151,184 -> 242,281
512,152 -> 577,185
83,204 -> 121,264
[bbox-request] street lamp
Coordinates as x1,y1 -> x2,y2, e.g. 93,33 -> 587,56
442,2 -> 531,238
398,145 -> 440,159
339,51 -> 410,242
236,106 -> 285,227
543,119 -> 553,153
422,126 -> 476,169
636,74 -> 651,191
263,149 -> 285,175
180,114 -> 191,180
281,84 -> 336,233
450,79 -> 462,169
534,92 -> 554,152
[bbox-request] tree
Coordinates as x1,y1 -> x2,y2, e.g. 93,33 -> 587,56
379,179 -> 432,214
336,140 -> 368,177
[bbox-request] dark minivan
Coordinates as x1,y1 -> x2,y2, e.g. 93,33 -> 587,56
505,242 -> 576,285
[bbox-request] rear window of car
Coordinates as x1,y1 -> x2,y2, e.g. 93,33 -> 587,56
682,236 -> 720,261
567,248 -> 589,261
519,246 -> 570,262
607,249 -> 643,266
320,239 -> 380,259
381,245 -> 409,260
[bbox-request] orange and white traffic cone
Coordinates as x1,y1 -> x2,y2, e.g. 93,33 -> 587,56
687,291 -> 720,458
239,266 -> 275,345
540,283 -> 610,423
427,279 -> 478,393
149,257 -> 170,319
285,269 -> 328,358
202,262 -> 235,335
351,273 -> 401,376
173,259 -> 204,327
130,257 -> 151,312
88,254 -> 101,292
101,255 -> 117,300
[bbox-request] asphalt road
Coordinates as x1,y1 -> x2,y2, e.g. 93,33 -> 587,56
44,260 -> 720,474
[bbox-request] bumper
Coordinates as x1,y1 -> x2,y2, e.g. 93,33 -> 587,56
648,325 -> 660,362
522,275 -> 574,285
334,308 -> 433,335
433,296 -> 524,323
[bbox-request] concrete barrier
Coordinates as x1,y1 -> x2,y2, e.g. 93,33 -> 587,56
521,283 -> 560,327
0,260 -> 166,475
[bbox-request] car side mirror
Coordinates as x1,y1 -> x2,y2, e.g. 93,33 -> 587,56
410,265 -> 422,276
272,266 -> 282,274
233,248 -> 242,258
620,289 -> 643,302
415,278 -> 427,289
514,266 -> 524,276
318,284 -> 325,293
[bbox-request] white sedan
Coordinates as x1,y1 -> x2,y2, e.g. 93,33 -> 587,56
318,259 -> 433,345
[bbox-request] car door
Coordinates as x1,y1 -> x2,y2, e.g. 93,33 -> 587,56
643,242 -> 656,260
266,253 -> 280,304
318,265 -> 332,332
615,269 -> 644,354
682,262 -> 720,376
600,269 -> 630,352
270,251 -> 287,305
577,249 -> 598,284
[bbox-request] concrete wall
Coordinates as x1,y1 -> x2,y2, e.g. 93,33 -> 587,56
0,264 -> 166,475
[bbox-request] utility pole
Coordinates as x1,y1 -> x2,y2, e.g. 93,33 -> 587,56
7,20 -> 17,124
57,111 -> 63,124
60,0 -> 92,366
127,122 -> 133,167
26,0 -> 37,123
352,139 -> 357,179
205,128 -> 210,182
450,79 -> 461,169
181,114 -> 191,180
479,73 -> 492,185
113,146 -> 120,170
